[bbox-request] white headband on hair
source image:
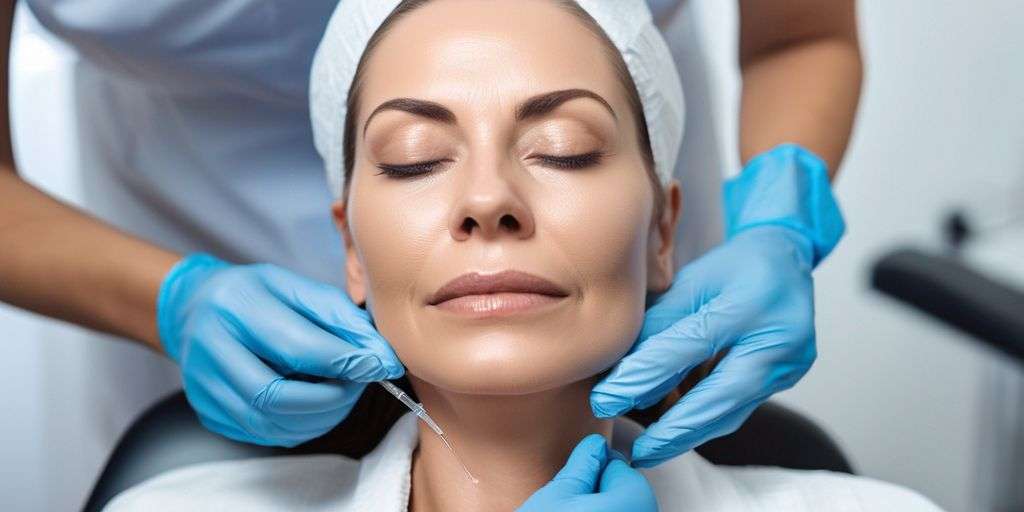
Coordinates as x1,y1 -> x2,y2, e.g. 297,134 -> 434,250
310,0 -> 685,199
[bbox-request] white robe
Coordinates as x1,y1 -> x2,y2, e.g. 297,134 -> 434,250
103,411 -> 943,511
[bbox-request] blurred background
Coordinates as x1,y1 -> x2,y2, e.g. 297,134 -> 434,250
2,1 -> 1022,510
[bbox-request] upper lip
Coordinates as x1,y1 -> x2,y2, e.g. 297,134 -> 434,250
427,270 -> 570,305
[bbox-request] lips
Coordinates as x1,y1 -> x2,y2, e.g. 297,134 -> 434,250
427,270 -> 570,306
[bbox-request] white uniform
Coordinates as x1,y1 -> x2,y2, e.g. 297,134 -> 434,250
16,0 -> 723,508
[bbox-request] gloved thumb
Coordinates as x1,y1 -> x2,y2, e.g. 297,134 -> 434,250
539,434 -> 608,496
257,265 -> 405,378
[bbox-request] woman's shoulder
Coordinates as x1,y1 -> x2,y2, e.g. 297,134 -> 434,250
104,412 -> 421,512
635,448 -> 943,511
102,454 -> 362,512
719,465 -> 944,511
614,416 -> 942,510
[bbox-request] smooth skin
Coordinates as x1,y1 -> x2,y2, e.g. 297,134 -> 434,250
0,0 -> 861,465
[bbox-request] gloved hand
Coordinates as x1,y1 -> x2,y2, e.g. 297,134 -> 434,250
590,143 -> 845,468
517,434 -> 658,512
157,253 -> 404,447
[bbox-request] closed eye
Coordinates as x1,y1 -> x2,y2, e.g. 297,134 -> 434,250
375,159 -> 450,177
374,151 -> 604,179
535,151 -> 604,169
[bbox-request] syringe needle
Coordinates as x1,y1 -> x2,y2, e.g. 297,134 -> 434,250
377,382 -> 439,434
376,380 -> 479,484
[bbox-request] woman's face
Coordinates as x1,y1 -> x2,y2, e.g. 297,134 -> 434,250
334,0 -> 681,395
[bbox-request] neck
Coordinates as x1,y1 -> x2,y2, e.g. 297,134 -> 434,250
406,375 -> 613,512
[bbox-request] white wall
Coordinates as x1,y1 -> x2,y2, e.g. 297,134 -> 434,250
695,2 -> 1024,511
2,8 -> 182,511
1,9 -> 82,511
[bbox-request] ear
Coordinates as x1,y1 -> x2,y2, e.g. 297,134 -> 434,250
331,200 -> 369,308
646,179 -> 682,294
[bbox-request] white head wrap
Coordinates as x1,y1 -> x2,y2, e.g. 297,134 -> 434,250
310,0 -> 684,199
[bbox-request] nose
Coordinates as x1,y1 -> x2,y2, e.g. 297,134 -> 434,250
448,159 -> 535,242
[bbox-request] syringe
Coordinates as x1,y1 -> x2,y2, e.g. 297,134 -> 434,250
377,381 -> 479,484
377,380 -> 444,436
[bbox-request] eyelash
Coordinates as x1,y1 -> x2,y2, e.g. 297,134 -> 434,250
374,151 -> 605,178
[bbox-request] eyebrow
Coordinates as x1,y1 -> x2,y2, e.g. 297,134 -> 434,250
362,88 -> 617,138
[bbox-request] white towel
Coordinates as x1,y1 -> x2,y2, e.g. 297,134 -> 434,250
103,411 -> 945,511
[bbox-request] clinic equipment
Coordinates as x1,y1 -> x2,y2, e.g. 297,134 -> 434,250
377,381 -> 479,484
873,209 -> 1024,364
872,246 -> 1024,364
871,208 -> 1024,511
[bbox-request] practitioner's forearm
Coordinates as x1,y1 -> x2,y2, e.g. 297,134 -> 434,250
0,173 -> 180,352
0,2 -> 179,353
737,0 -> 863,178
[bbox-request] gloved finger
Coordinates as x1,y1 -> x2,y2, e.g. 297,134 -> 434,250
568,459 -> 656,510
590,298 -> 736,418
185,331 -> 357,441
194,409 -> 266,445
179,375 -> 253,443
217,346 -> 366,421
261,382 -> 367,433
542,434 -> 608,496
257,265 -> 404,372
637,257 -> 719,342
182,325 -> 279,404
629,339 -> 809,467
631,398 -> 760,469
238,383 -> 341,441
254,377 -> 365,417
186,376 -> 318,446
238,296 -> 397,382
262,405 -> 350,438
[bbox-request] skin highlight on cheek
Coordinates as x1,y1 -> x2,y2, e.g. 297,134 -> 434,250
348,145 -> 655,395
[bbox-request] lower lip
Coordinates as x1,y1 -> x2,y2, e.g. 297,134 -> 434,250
431,292 -> 567,318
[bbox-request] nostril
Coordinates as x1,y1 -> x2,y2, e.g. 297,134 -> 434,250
500,214 -> 520,231
460,215 -> 520,234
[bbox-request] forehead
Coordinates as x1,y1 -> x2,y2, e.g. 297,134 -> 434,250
358,0 -> 626,120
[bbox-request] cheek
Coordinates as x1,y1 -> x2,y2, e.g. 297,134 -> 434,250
544,171 -> 654,371
347,176 -> 443,360
346,162 -> 655,395
550,174 -> 652,284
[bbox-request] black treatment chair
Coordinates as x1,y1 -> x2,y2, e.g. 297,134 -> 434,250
83,390 -> 853,511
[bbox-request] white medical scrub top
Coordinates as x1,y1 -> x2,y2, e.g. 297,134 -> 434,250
102,411 -> 942,511
18,0 -> 724,507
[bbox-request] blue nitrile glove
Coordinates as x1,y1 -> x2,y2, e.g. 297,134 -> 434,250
157,253 -> 404,447
590,143 -> 845,468
517,434 -> 658,512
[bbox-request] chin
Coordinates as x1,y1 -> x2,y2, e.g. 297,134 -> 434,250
404,332 -> 626,396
